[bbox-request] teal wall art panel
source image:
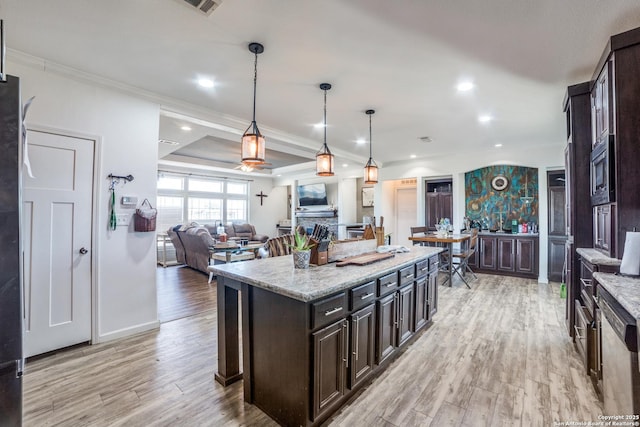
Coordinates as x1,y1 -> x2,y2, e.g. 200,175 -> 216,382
465,165 -> 538,231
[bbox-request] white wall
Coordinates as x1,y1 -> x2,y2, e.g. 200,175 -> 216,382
10,59 -> 160,342
249,179 -> 288,237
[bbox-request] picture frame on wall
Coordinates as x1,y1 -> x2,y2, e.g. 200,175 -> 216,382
362,187 -> 374,207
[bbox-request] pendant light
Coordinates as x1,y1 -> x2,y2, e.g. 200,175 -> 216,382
364,109 -> 378,184
316,83 -> 335,176
241,42 -> 266,165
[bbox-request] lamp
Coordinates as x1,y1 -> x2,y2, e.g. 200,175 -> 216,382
316,83 -> 335,176
241,42 -> 266,165
364,109 -> 378,184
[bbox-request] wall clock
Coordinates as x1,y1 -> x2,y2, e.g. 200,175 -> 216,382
491,175 -> 509,191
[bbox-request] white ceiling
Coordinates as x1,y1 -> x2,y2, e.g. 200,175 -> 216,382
3,0 -> 640,175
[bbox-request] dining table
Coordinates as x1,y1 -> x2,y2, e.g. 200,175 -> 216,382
408,233 -> 471,287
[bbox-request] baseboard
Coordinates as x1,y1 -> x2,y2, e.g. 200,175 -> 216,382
95,320 -> 160,344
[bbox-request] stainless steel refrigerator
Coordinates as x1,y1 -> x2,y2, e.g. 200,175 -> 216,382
0,73 -> 24,426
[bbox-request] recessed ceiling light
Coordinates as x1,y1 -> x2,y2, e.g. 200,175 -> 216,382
342,163 -> 349,168
478,115 -> 493,123
356,138 -> 366,144
181,126 -> 192,131
457,81 -> 474,92
410,154 -> 417,159
314,122 -> 325,129
198,78 -> 214,88
495,143 -> 503,148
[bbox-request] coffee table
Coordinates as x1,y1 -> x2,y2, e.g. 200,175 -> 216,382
207,242 -> 264,284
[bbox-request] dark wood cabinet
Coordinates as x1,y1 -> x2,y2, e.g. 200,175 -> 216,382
376,293 -> 396,365
312,319 -> 347,419
594,204 -> 614,255
591,61 -> 611,148
475,234 -> 538,278
589,27 -> 640,258
426,192 -> 453,231
479,236 -> 497,270
414,276 -> 428,331
497,238 -> 516,273
348,304 -> 375,389
564,81 -> 594,338
516,238 -> 538,275
428,269 -> 438,319
397,284 -> 415,346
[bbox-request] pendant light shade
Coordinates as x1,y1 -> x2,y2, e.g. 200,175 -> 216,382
364,109 -> 378,184
316,83 -> 335,176
241,42 -> 266,165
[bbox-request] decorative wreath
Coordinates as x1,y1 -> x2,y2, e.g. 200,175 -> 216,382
491,175 -> 509,191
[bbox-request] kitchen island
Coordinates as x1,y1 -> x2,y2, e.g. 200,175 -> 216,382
211,245 -> 443,426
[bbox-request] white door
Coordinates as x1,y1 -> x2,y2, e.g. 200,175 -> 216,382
396,187 -> 417,246
22,130 -> 94,357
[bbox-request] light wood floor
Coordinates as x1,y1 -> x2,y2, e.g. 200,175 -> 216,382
23,268 -> 602,426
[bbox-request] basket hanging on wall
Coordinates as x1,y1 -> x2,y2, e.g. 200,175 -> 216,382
134,199 -> 157,232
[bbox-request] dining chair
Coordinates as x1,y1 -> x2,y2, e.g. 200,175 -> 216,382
449,228 -> 479,288
410,226 -> 428,245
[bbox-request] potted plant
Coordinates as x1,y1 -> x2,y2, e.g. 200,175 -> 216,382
289,229 -> 315,269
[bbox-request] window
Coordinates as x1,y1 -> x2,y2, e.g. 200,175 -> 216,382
156,173 -> 249,232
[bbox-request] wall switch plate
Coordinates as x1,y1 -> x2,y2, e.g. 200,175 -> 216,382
116,213 -> 130,226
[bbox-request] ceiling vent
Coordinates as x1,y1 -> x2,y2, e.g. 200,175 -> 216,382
176,0 -> 222,16
159,139 -> 180,146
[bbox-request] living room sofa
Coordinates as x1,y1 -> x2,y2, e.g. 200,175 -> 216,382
167,222 -> 269,274
206,223 -> 268,243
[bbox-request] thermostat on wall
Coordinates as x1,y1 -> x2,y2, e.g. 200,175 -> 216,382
121,196 -> 138,208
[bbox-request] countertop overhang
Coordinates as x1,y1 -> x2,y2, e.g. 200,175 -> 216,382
593,272 -> 640,318
212,246 -> 443,302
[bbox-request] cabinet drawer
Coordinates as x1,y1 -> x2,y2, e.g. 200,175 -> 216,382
377,272 -> 398,297
399,266 -> 415,286
574,300 -> 592,373
312,292 -> 347,330
349,281 -> 376,312
415,259 -> 429,278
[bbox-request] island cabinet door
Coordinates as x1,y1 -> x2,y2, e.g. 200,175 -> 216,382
397,284 -> 415,346
479,236 -> 497,270
312,319 -> 348,420
427,269 -> 438,319
348,304 -> 375,390
497,238 -> 516,272
376,293 -> 397,365
414,276 -> 428,331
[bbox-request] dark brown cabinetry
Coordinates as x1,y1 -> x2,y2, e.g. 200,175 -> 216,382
397,284 -> 415,346
348,304 -> 375,389
475,234 -> 538,278
312,319 -> 347,419
564,82 -> 594,338
376,292 -> 396,365
591,61 -> 611,148
589,27 -> 640,258
594,204 -> 614,255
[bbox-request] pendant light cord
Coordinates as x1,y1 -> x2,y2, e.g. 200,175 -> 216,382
369,113 -> 373,159
323,88 -> 327,148
252,51 -> 258,124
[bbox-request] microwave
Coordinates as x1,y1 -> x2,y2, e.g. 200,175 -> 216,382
590,136 -> 615,206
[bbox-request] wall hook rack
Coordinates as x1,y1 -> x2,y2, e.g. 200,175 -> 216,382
108,173 -> 134,190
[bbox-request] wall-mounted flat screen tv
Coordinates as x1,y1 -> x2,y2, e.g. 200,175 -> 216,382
297,183 -> 328,207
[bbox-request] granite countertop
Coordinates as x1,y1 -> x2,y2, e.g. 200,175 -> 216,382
212,246 -> 443,302
576,248 -> 622,267
593,272 -> 640,318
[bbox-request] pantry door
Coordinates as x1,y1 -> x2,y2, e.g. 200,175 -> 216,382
396,187 -> 417,246
22,129 -> 95,357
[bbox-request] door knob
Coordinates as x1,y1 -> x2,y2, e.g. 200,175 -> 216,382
79,247 -> 88,254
